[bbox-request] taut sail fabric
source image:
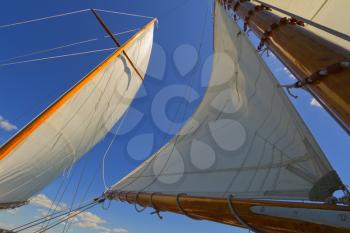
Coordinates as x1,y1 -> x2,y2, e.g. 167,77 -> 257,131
0,20 -> 155,207
111,4 -> 342,202
256,0 -> 350,50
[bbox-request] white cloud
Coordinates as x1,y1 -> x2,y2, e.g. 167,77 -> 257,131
76,211 -> 106,229
30,194 -> 66,211
310,98 -> 322,108
5,208 -> 18,215
113,228 -> 129,233
29,194 -> 129,233
0,115 -> 17,131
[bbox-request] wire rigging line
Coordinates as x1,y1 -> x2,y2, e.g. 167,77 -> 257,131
94,8 -> 154,19
0,47 -> 116,67
12,198 -> 98,232
0,28 -> 139,64
61,158 -> 89,233
102,108 -> 130,190
34,198 -> 105,233
0,7 -> 153,31
0,9 -> 90,29
104,28 -> 139,38
0,38 -> 98,63
117,2 -> 210,193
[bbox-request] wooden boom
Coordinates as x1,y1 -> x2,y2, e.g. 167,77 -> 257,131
222,0 -> 350,134
106,191 -> 350,233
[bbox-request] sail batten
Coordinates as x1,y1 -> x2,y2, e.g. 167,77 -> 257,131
111,2 -> 342,203
0,18 -> 156,206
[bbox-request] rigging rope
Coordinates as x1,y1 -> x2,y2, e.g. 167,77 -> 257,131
0,8 -> 153,30
0,47 -> 116,67
60,53 -> 122,232
61,158 -> 90,233
105,28 -> 139,38
0,9 -> 90,29
12,198 -> 99,232
34,198 -> 104,233
0,39 -> 97,63
116,1 -> 210,194
102,104 -> 131,190
0,28 -> 139,64
94,8 -> 154,19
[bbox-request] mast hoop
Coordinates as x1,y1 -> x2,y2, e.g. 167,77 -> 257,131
118,191 -> 125,202
175,193 -> 201,220
252,0 -> 350,43
149,192 -> 163,220
227,195 -> 261,233
257,17 -> 304,51
134,192 -> 147,213
125,191 -> 134,204
279,61 -> 350,98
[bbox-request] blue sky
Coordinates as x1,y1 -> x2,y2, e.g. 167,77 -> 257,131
0,0 -> 349,233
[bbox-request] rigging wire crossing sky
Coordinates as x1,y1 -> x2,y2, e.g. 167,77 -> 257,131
0,0 -> 349,233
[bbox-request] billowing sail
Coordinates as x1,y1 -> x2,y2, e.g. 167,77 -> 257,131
111,4 -> 343,202
0,19 -> 155,208
257,0 -> 350,50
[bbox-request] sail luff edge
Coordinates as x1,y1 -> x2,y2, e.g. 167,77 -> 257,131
0,18 -> 157,160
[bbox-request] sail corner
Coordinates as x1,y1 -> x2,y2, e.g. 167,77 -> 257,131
309,170 -> 343,201
0,200 -> 29,210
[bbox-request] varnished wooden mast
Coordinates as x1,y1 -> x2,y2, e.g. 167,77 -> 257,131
106,191 -> 350,233
223,0 -> 350,134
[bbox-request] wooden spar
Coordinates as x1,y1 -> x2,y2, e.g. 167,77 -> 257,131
222,0 -> 350,134
106,191 -> 350,233
90,8 -> 144,80
0,18 -> 156,160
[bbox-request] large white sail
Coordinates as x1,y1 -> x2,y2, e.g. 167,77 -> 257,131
0,19 -> 155,207
257,0 -> 350,50
111,4 -> 342,202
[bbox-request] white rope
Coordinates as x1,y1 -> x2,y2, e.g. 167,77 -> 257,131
0,28 -> 139,64
102,108 -> 130,190
0,9 -> 90,29
104,28 -> 139,38
0,38 -> 98,63
94,8 -> 154,19
0,47 -> 116,67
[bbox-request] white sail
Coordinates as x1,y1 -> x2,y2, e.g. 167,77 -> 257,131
111,4 -> 342,202
257,0 -> 350,50
0,19 -> 155,207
